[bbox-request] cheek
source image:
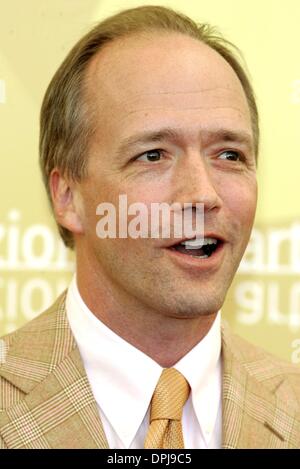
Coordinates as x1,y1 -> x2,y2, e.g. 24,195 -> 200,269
220,178 -> 257,229
121,166 -> 177,203
124,180 -> 173,205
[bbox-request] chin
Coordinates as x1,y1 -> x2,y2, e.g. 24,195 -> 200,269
157,290 -> 226,319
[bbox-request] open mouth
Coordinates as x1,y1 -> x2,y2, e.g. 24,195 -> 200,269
168,237 -> 222,259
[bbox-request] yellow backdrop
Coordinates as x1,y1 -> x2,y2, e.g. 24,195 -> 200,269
1,0 -> 300,363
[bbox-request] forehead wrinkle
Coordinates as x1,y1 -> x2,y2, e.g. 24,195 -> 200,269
114,105 -> 250,131
117,86 -> 241,97
111,86 -> 247,108
121,104 -> 248,115
100,91 -> 251,132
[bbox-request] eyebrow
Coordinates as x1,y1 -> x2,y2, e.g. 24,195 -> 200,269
116,127 -> 254,158
203,128 -> 254,151
116,128 -> 179,159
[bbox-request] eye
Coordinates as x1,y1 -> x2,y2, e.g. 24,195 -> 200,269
218,150 -> 242,162
136,149 -> 163,162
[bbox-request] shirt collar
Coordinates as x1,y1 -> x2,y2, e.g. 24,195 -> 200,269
175,312 -> 222,440
66,275 -> 221,447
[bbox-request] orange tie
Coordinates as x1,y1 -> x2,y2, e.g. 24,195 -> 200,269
144,368 -> 190,449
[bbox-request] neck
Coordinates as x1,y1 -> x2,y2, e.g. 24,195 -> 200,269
76,265 -> 218,367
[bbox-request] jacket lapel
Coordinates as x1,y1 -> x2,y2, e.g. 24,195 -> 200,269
222,321 -> 300,448
0,293 -> 109,449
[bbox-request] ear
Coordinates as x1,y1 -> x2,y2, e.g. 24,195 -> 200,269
49,169 -> 84,236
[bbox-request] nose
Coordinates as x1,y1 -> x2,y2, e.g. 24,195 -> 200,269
172,150 -> 222,212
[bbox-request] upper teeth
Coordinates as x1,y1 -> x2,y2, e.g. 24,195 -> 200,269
180,237 -> 218,249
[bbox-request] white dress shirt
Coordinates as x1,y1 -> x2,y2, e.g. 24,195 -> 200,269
66,275 -> 222,449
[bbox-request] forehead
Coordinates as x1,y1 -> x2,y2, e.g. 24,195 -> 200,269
86,32 -> 252,139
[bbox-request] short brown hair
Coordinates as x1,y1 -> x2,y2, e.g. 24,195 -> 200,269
39,5 -> 259,248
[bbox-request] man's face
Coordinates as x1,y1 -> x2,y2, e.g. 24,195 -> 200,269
76,32 -> 257,318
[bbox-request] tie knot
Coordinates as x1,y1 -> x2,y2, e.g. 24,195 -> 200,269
150,368 -> 190,422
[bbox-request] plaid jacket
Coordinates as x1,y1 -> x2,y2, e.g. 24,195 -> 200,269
0,293 -> 300,449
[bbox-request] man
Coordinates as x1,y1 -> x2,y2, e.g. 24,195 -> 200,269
1,5 -> 300,449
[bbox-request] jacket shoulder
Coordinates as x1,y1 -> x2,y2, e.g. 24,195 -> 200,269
1,291 -> 67,344
222,320 -> 300,404
0,292 -> 68,410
